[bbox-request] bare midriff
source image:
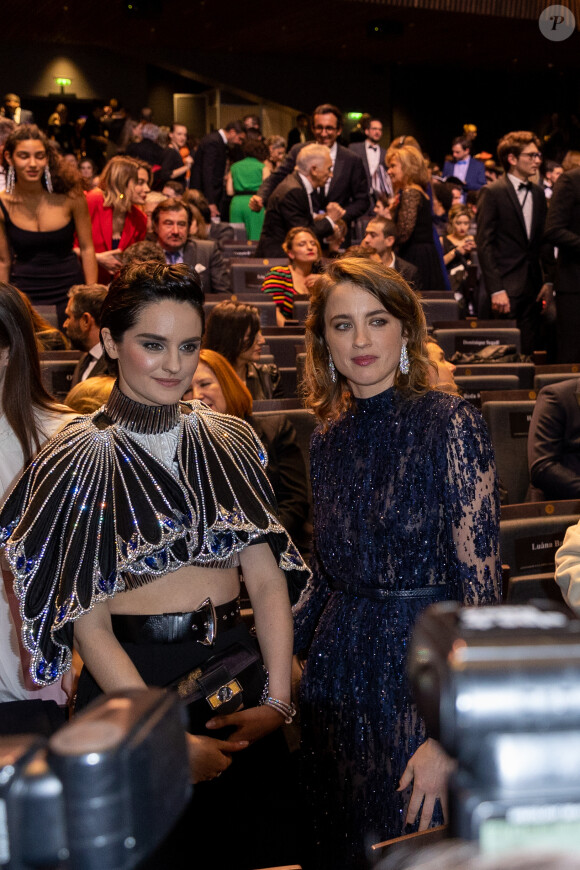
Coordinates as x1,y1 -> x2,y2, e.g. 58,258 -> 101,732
107,564 -> 240,615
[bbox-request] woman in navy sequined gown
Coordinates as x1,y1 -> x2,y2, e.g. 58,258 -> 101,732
295,258 -> 501,869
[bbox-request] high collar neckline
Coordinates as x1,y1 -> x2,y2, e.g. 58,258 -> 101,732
104,382 -> 180,434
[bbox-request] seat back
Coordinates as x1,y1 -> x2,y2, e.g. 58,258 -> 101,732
534,373 -> 580,391
481,399 -> 536,504
433,327 -> 521,358
455,363 -> 535,389
231,261 -> 287,293
253,408 -> 317,490
456,375 -> 520,408
262,335 -> 305,368
40,359 -> 79,400
422,297 -> 460,326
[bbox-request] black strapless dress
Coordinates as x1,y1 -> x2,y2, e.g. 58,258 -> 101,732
0,199 -> 83,316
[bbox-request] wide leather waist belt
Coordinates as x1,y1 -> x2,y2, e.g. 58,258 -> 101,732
329,579 -> 449,603
111,597 -> 241,646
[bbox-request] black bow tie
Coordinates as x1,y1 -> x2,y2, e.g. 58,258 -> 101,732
518,182 -> 532,192
368,145 -> 378,151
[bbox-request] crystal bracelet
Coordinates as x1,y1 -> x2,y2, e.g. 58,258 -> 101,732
260,696 -> 297,724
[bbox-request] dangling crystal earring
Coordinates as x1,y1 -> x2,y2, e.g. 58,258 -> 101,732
399,342 -> 409,375
44,166 -> 53,194
328,352 -> 337,383
6,166 -> 15,195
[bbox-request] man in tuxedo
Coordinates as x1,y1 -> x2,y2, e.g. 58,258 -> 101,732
255,144 -> 344,257
443,136 -> 486,198
544,166 -> 580,362
361,217 -> 420,288
349,118 -> 391,211
476,131 -> 553,355
190,121 -> 245,220
152,199 -> 230,294
64,284 -> 109,387
250,104 -> 369,228
528,378 -> 580,499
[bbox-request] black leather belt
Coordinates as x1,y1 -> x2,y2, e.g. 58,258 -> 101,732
329,579 -> 449,603
111,597 -> 241,646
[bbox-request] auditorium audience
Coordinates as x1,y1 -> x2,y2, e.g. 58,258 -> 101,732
204,300 -> 284,400
190,120 -> 246,220
226,137 -> 269,241
361,216 -> 420,287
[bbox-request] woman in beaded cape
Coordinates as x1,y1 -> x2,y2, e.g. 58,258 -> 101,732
0,263 -> 309,869
295,257 -> 501,869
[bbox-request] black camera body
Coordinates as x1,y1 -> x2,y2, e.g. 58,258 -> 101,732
0,689 -> 191,869
409,602 -> 580,855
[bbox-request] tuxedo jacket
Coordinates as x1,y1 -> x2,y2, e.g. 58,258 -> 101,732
442,156 -> 486,191
394,256 -> 421,290
258,143 -> 369,223
190,131 -> 227,208
70,353 -> 109,388
475,176 -> 549,300
180,238 -> 230,294
255,172 -> 334,258
528,377 -> 580,499
544,167 -> 580,297
349,141 -> 390,195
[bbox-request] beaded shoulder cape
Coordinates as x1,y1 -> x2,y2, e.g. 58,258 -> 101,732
0,385 -> 310,686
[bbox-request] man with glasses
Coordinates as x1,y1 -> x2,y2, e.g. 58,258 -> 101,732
250,103 -> 369,232
476,131 -> 553,355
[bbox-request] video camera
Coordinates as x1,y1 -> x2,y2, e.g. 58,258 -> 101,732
0,689 -> 191,869
409,601 -> 580,856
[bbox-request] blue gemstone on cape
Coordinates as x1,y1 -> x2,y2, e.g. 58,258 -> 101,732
16,555 -> 25,570
37,658 -> 46,677
209,530 -> 234,556
144,550 -> 168,570
57,604 -> 68,622
25,559 -> 36,574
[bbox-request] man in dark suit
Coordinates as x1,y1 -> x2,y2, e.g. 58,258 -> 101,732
0,93 -> 34,125
349,118 -> 391,211
250,104 -> 369,228
190,121 -> 245,220
287,113 -> 311,149
476,131 -> 553,355
442,136 -> 486,196
255,144 -> 344,258
361,217 -> 421,289
64,284 -> 109,387
528,378 -> 580,499
544,166 -> 580,362
152,199 -> 230,294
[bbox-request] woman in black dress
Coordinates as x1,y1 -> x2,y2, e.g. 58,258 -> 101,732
386,144 -> 447,292
0,125 -> 97,325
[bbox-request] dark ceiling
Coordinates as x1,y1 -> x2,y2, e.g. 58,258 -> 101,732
4,0 -> 580,73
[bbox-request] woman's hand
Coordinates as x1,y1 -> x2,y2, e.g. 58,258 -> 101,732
185,732 -> 248,783
397,738 -> 456,831
206,705 -> 284,744
304,274 -> 319,290
96,250 -> 123,274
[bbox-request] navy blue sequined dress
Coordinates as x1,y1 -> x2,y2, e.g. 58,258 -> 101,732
294,387 -> 501,869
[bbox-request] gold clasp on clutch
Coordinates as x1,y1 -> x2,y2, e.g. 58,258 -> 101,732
207,678 -> 242,710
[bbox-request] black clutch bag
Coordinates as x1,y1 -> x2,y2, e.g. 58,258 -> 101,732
169,638 -> 267,733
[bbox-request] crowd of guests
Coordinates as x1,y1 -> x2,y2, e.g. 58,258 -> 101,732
1,88 -> 580,870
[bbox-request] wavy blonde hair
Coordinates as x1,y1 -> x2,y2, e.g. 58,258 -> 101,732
100,156 -> 140,212
303,258 -> 431,427
386,144 -> 429,189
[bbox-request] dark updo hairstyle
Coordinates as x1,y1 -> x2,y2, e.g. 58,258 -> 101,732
100,263 -> 205,374
303,257 -> 431,426
3,124 -> 80,194
203,300 -> 261,367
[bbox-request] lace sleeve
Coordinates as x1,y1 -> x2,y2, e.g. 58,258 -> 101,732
395,188 -> 423,245
444,401 -> 502,605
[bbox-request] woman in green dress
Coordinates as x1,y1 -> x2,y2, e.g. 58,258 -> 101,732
226,138 -> 269,241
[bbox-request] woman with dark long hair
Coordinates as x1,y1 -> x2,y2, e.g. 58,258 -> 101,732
0,282 -> 75,702
203,299 -> 285,400
0,125 -> 97,325
295,257 -> 501,868
0,263 -> 308,868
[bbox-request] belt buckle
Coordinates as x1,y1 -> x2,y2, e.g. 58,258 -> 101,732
206,678 -> 242,710
195,597 -> 217,647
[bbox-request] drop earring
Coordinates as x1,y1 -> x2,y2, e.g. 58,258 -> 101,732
328,352 -> 337,383
44,166 -> 53,194
399,342 -> 409,375
6,166 -> 15,194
